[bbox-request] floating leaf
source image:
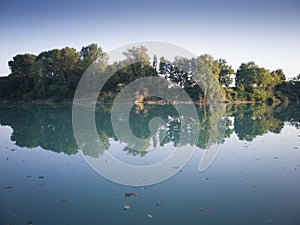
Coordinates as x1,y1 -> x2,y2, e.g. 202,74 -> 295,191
206,208 -> 212,214
61,200 -> 68,204
125,192 -> 138,197
38,176 -> 45,179
200,208 -> 212,214
123,205 -> 131,210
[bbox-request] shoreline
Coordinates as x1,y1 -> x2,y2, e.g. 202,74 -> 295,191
0,98 -> 295,106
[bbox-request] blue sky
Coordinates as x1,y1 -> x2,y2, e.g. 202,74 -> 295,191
0,0 -> 299,78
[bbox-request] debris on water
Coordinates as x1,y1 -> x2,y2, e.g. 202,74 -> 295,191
125,192 -> 138,197
293,147 -> 298,149
61,200 -> 68,204
4,186 -> 13,189
123,205 -> 131,210
10,149 -> 16,151
38,176 -> 45,179
200,208 -> 212,214
206,208 -> 212,214
147,213 -> 153,219
6,157 -> 9,160
274,156 -> 279,159
28,220 -> 33,224
156,201 -> 162,206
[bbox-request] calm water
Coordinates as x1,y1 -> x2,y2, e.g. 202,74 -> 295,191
0,104 -> 300,225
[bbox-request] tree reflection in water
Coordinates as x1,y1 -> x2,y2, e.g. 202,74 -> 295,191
0,103 -> 299,156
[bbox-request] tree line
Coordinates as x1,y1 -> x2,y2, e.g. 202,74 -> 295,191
0,43 -> 299,102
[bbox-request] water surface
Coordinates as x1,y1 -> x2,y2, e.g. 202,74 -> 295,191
0,104 -> 300,225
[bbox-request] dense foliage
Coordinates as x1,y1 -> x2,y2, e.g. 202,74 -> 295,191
0,43 -> 299,102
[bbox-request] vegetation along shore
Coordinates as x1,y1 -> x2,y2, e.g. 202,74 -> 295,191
0,44 -> 299,104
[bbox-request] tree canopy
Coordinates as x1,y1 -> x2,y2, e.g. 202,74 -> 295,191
0,43 -> 299,103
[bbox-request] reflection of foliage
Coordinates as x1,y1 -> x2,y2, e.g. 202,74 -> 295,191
129,104 -> 177,140
0,103 -> 299,156
196,104 -> 228,149
273,104 -> 300,129
123,146 -> 148,157
0,106 -> 78,154
160,117 -> 181,147
232,104 -> 284,141
224,118 -> 234,139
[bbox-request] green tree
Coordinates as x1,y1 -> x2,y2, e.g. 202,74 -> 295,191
195,54 -> 223,102
7,54 -> 37,98
218,58 -> 234,88
271,69 -> 286,83
235,62 -> 283,101
79,43 -> 107,70
275,74 -> 300,102
35,48 -> 80,98
123,45 -> 150,67
8,54 -> 36,77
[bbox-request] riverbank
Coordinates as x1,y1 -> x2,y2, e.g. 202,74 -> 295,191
0,97 -> 296,106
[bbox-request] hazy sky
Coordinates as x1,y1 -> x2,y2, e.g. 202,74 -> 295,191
0,0 -> 299,78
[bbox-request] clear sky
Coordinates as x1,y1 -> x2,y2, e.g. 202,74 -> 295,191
0,0 -> 299,78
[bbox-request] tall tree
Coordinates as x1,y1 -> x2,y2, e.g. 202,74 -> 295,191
235,62 -> 284,101
8,54 -> 36,77
35,48 -> 80,98
79,43 -> 107,70
123,45 -> 150,67
195,54 -> 223,102
8,54 -> 37,97
218,58 -> 234,88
